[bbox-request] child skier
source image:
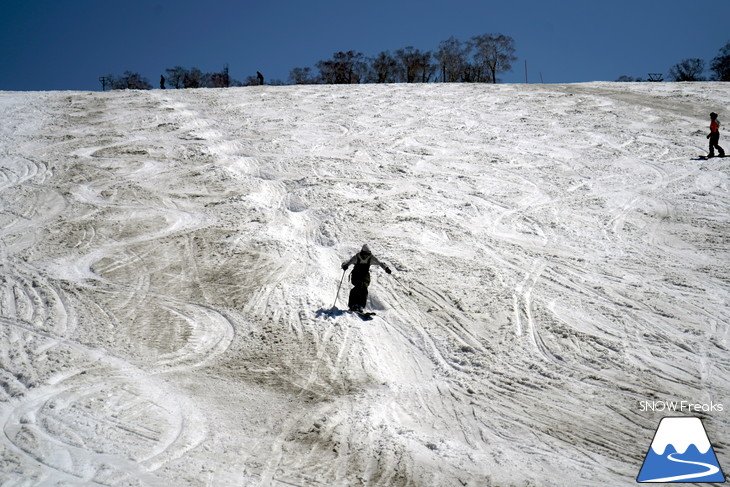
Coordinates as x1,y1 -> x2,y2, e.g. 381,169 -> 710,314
341,244 -> 391,312
708,112 -> 725,158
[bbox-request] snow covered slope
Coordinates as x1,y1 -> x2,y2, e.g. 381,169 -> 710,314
0,82 -> 728,486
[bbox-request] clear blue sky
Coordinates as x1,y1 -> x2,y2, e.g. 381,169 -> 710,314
1,0 -> 728,91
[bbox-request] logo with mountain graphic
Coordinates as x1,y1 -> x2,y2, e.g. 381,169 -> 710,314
637,417 -> 725,483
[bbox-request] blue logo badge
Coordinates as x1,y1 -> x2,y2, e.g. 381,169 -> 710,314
637,417 -> 725,483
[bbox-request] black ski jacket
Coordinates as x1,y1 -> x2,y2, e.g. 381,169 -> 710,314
343,252 -> 389,285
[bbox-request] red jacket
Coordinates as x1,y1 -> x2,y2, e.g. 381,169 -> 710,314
711,120 -> 720,132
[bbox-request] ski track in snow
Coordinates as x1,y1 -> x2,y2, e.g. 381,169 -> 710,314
0,82 -> 728,486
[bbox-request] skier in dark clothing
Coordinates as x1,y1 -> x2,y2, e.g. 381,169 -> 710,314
708,112 -> 725,158
341,244 -> 391,312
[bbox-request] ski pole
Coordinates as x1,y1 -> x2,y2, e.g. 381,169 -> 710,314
332,268 -> 347,309
390,273 -> 412,295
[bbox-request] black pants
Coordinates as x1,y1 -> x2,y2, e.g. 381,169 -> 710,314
348,283 -> 369,310
348,270 -> 370,310
709,132 -> 725,157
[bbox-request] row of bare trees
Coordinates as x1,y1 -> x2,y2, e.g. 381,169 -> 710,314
617,41 -> 730,82
103,37 -> 729,90
102,33 -> 517,90
163,66 -> 235,89
289,33 -> 517,85
101,71 -> 154,90
669,41 -> 730,81
102,65 -> 269,90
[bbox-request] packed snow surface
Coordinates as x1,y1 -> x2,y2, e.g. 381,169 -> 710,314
0,82 -> 728,486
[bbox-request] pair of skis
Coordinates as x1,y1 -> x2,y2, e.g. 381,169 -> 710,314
321,307 -> 375,321
331,268 -> 377,321
349,309 -> 376,321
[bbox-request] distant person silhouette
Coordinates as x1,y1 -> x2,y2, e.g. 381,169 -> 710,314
257,71 -> 264,86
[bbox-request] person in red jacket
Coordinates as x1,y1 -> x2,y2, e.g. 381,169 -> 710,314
708,112 -> 725,158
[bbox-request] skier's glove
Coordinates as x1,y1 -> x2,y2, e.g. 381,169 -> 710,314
707,134 -> 711,139
385,267 -> 392,274
341,263 -> 349,270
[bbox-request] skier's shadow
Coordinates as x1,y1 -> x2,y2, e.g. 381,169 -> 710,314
315,307 -> 346,319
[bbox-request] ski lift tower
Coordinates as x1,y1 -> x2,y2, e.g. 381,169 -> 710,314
99,76 -> 111,91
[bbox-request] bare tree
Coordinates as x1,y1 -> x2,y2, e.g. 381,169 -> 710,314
461,62 -> 486,83
209,73 -> 229,88
395,46 -> 434,83
368,51 -> 400,83
164,66 -> 187,89
471,33 -> 517,83
669,58 -> 706,81
110,71 -> 152,90
710,41 -> 730,81
435,36 -> 469,82
616,75 -> 643,82
289,67 -> 317,85
208,65 -> 230,88
316,51 -> 366,84
182,67 -> 208,88
165,66 -> 238,88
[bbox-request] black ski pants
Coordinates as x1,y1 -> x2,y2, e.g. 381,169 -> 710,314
709,132 -> 725,157
348,271 -> 370,310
